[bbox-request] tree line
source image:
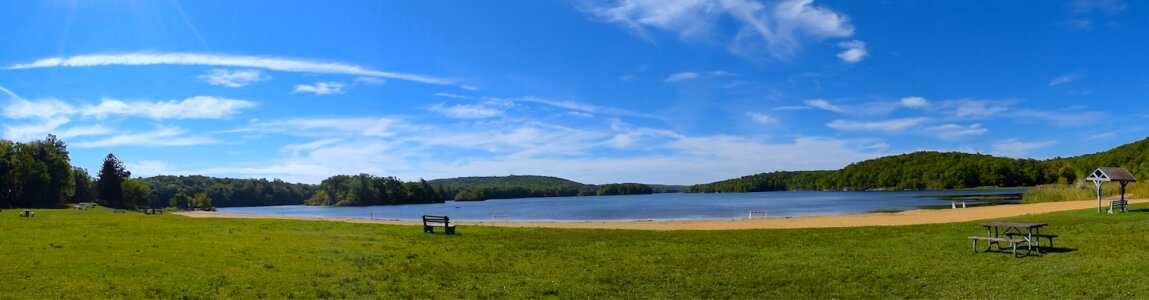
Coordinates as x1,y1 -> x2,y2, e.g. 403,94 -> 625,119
305,174 -> 443,206
141,175 -> 316,209
689,136 -> 1149,193
426,175 -> 655,202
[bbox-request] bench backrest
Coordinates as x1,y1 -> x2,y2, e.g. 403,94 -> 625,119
422,215 -> 449,224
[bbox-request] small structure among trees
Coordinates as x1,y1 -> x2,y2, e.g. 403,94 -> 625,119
1085,167 -> 1137,213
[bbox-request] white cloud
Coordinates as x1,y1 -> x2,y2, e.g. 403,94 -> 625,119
3,97 -> 76,119
197,69 -> 270,87
827,118 -> 928,133
1048,72 -> 1084,86
805,99 -> 842,112
84,96 -> 257,119
353,76 -> 386,85
991,139 -> 1056,158
746,112 -> 777,125
72,127 -> 218,148
128,160 -> 184,177
1013,108 -> 1106,128
666,71 -> 701,82
429,103 -> 504,119
900,96 -> 929,108
245,118 -> 407,138
7,52 -> 456,86
292,82 -> 345,95
433,92 -> 473,100
919,123 -> 986,140
946,100 -> 1010,119
585,0 -> 859,61
836,40 -> 867,63
666,70 -> 736,82
3,117 -> 70,141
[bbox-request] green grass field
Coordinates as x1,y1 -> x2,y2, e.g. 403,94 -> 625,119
2,206 -> 1148,298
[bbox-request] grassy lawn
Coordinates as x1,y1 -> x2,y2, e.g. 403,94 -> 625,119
2,206 -> 1148,298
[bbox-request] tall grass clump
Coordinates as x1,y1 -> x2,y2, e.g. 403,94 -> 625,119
1023,180 -> 1149,203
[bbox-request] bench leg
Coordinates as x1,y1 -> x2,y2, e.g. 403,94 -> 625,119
446,226 -> 455,235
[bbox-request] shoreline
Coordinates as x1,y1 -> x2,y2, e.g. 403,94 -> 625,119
175,198 -> 1144,231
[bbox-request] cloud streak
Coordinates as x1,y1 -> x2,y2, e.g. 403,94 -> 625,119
7,53 -> 456,86
585,0 -> 861,62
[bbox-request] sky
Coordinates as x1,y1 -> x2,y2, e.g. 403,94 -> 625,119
0,0 -> 1146,185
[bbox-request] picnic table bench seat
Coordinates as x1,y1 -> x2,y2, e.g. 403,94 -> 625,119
968,236 -> 1024,256
422,215 -> 456,234
1005,232 -> 1059,249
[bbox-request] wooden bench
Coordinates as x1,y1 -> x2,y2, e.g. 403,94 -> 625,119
113,209 -> 126,214
422,215 -> 456,234
1005,233 -> 1059,250
969,236 -> 1023,256
1108,200 -> 1128,214
19,210 -> 34,218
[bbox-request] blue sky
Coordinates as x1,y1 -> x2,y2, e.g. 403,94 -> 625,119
1,0 -> 1146,185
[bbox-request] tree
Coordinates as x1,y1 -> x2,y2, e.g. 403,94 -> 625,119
169,192 -> 191,209
193,192 -> 212,209
70,167 -> 96,203
121,178 -> 151,209
97,153 -> 131,208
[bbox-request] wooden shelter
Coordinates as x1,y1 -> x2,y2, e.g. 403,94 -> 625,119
1085,167 -> 1137,213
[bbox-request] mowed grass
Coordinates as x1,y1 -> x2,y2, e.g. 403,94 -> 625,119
2,206 -> 1149,298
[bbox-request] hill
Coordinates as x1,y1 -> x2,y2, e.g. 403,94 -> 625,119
690,136 -> 1149,192
428,175 -> 653,201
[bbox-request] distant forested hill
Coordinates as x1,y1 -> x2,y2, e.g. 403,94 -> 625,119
689,136 -> 1149,193
428,175 -> 654,201
143,175 -> 317,208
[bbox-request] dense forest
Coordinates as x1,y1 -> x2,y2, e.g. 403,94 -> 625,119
690,136 -> 1149,193
141,175 -> 316,208
306,174 -> 443,206
426,175 -> 654,202
0,136 -> 85,208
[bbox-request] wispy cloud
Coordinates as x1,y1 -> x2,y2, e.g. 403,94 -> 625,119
805,99 -> 843,112
665,70 -> 736,82
900,96 -> 929,108
429,103 -> 505,119
836,40 -> 867,63
991,139 -> 1056,158
84,96 -> 257,119
197,69 -> 270,87
72,126 -> 219,148
1048,72 -> 1084,87
919,123 -> 986,140
584,0 -> 861,62
1013,108 -> 1107,128
746,112 -> 777,125
6,53 -> 456,86
292,82 -> 346,95
827,118 -> 928,133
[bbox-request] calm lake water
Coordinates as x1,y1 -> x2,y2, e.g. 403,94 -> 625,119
218,189 -> 1026,222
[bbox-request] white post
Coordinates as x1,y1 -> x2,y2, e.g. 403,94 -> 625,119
951,202 -> 956,209
961,201 -> 966,208
1094,180 -> 1104,214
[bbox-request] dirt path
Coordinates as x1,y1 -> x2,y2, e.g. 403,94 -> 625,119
175,198 -> 1144,231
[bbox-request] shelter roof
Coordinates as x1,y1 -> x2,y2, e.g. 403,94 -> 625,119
1085,167 -> 1137,182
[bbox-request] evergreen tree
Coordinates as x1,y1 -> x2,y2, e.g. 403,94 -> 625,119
97,153 -> 131,208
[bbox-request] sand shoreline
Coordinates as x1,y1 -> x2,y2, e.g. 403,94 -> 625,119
175,198 -> 1144,231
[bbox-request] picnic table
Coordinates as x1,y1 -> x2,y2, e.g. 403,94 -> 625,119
969,222 -> 1058,257
19,209 -> 34,218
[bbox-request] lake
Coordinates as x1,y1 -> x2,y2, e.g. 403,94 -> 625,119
218,189 -> 1026,222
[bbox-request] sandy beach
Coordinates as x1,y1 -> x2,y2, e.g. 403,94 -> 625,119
175,198 -> 1144,231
